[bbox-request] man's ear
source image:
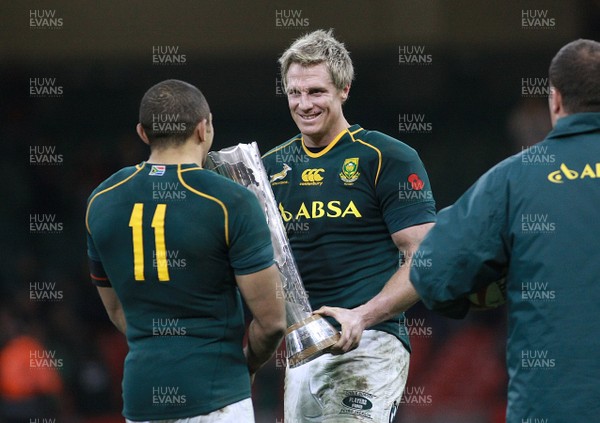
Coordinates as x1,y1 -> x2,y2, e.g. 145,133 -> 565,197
136,123 -> 150,145
341,84 -> 351,104
194,119 -> 206,143
206,113 -> 213,135
549,87 -> 566,127
550,87 -> 563,116
195,114 -> 213,143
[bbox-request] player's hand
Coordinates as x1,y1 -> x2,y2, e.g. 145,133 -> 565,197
313,306 -> 366,354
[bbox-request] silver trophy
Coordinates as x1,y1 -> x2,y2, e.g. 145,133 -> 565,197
207,142 -> 340,367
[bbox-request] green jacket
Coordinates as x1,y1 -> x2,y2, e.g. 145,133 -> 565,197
411,113 -> 600,421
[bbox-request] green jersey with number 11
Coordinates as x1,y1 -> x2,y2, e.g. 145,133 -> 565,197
86,162 -> 274,420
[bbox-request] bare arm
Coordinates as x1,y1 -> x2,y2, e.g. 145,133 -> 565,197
315,222 -> 434,354
355,223 -> 433,326
236,264 -> 286,377
96,286 -> 127,334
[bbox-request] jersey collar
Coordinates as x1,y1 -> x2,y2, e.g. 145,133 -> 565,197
547,112 -> 600,140
301,124 -> 363,158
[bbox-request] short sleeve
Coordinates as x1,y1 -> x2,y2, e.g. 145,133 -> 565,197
87,229 -> 112,287
410,165 -> 510,316
376,143 -> 436,234
228,189 -> 275,275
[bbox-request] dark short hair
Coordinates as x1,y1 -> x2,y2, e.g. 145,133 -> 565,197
549,39 -> 600,114
139,79 -> 210,148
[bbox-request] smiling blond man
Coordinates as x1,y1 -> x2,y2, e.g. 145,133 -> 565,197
262,30 -> 436,423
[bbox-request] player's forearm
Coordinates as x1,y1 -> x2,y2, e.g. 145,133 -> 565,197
355,264 -> 421,329
108,308 -> 127,334
355,223 -> 433,328
245,319 -> 285,374
97,287 -> 127,334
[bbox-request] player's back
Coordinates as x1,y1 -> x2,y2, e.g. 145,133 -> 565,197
86,162 -> 263,419
503,114 -> 600,419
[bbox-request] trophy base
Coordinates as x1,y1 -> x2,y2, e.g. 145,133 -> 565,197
285,314 -> 340,368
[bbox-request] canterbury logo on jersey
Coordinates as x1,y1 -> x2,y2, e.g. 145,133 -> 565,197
278,201 -> 362,221
547,162 -> 600,183
300,168 -> 325,186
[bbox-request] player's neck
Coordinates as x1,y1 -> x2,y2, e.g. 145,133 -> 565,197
147,144 -> 206,167
302,119 -> 351,148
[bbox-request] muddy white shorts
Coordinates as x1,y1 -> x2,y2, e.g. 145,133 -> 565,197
126,397 -> 254,423
285,330 -> 410,422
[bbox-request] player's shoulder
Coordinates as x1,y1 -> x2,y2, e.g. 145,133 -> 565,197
471,150 -> 524,192
261,134 -> 303,163
495,142 -> 544,176
179,166 -> 257,206
350,126 -> 420,161
88,163 -> 146,201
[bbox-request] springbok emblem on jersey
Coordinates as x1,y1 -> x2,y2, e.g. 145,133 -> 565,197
270,163 -> 292,183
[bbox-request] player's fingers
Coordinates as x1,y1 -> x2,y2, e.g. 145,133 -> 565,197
315,307 -> 347,354
329,323 -> 350,354
340,324 -> 362,353
347,330 -> 361,352
343,328 -> 360,353
314,307 -> 361,353
330,333 -> 347,352
331,324 -> 360,354
334,337 -> 355,354
313,306 -> 335,318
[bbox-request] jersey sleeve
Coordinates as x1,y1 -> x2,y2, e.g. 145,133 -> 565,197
87,228 -> 112,287
376,143 -> 436,234
410,165 -> 510,317
228,189 -> 275,275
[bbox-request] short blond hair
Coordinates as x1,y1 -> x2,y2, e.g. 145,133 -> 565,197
278,29 -> 354,92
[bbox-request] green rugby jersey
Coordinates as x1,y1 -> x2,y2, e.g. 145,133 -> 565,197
263,125 -> 436,350
86,162 -> 274,420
